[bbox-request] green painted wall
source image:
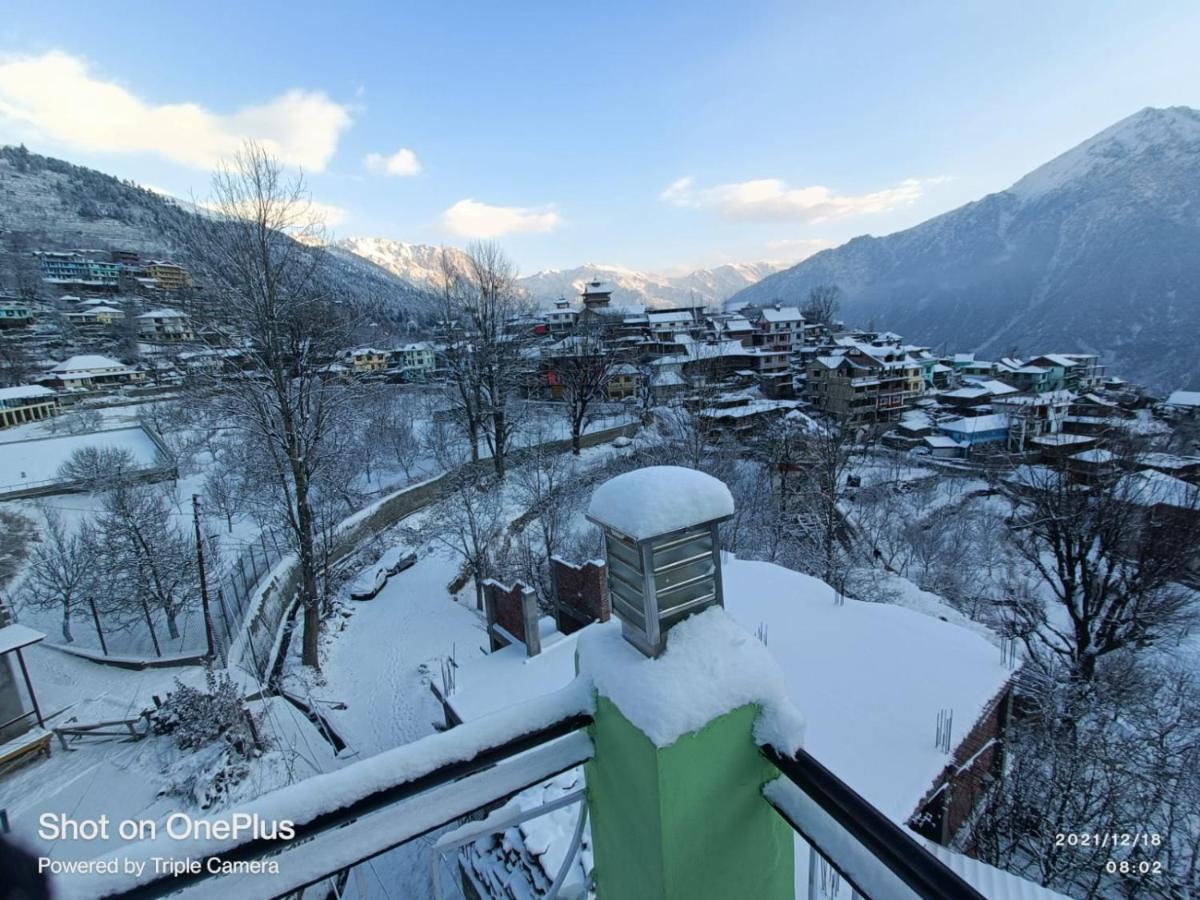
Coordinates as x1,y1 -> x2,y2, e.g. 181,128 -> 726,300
586,695 -> 794,900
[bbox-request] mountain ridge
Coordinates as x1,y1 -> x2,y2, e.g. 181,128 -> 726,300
730,106 -> 1200,389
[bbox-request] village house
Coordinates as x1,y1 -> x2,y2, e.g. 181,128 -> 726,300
0,298 -> 33,328
0,385 -> 59,429
605,363 -> 640,401
390,342 -> 436,381
343,347 -> 389,374
63,304 -> 125,327
752,304 -> 804,356
806,345 -> 923,426
542,299 -> 579,336
142,260 -> 192,291
135,308 -> 194,341
39,354 -> 144,391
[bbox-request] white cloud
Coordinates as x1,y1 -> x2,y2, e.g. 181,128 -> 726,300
441,199 -> 561,238
0,51 -> 352,171
661,174 -> 934,223
364,148 -> 422,177
765,237 -> 836,261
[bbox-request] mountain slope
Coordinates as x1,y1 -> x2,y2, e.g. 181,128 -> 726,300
731,107 -> 1200,390
0,147 -> 433,322
334,237 -> 783,309
518,261 -> 784,308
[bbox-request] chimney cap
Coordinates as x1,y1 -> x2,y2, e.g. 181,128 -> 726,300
586,466 -> 734,542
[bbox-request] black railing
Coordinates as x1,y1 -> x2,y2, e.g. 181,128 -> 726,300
76,695 -> 593,900
761,743 -> 986,900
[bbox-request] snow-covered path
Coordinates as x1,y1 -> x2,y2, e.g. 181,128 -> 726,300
283,537 -> 488,898
316,546 -> 486,756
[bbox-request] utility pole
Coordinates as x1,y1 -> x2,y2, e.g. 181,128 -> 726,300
192,494 -> 216,662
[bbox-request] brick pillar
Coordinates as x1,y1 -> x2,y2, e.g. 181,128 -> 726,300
551,557 -> 611,635
482,579 -> 541,656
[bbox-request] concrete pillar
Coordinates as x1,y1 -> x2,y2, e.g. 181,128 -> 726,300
585,697 -> 793,900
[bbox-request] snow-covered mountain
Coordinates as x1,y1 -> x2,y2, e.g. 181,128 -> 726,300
332,237 -> 468,290
335,237 -> 785,308
517,261 -> 785,308
730,106 -> 1200,390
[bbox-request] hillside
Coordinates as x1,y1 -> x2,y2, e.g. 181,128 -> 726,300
0,146 -> 433,326
730,107 -> 1200,390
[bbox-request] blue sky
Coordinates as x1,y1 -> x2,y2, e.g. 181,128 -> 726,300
0,1 -> 1197,272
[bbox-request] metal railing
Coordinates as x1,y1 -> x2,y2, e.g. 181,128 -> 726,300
761,743 -> 986,900
67,688 -> 594,900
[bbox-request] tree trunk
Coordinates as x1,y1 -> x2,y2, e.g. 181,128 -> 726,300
474,575 -> 484,611
297,492 -> 321,670
62,602 -> 73,643
165,606 -> 180,640
492,411 -> 507,478
571,419 -> 583,455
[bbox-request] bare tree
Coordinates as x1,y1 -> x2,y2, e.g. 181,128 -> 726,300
550,315 -> 624,454
20,509 -> 96,643
785,420 -> 856,589
436,247 -> 486,464
433,470 -> 507,610
1003,461 -> 1199,682
185,141 -> 354,669
437,242 -> 536,478
801,284 -> 841,326
96,482 -> 198,642
56,446 -> 138,490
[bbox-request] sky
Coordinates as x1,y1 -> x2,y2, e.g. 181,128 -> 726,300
0,1 -> 1198,274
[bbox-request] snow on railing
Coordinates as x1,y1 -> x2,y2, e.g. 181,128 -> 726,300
760,742 -> 986,900
55,681 -> 595,900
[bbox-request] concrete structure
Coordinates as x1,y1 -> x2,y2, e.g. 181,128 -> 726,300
36,251 -> 121,288
0,299 -> 33,328
142,261 -> 191,290
0,385 -> 58,429
42,355 -> 143,390
136,308 -> 194,341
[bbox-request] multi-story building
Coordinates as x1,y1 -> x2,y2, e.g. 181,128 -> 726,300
542,299 -> 579,336
606,363 -> 640,401
0,385 -> 58,428
36,252 -> 121,288
344,347 -> 389,374
0,299 -> 33,328
1026,354 -> 1105,392
136,308 -> 195,341
806,346 -> 923,425
64,305 -> 125,327
752,305 -> 803,356
392,342 -> 436,381
143,261 -> 192,291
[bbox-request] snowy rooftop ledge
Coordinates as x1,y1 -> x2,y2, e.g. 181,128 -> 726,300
586,465 -> 734,541
576,607 -> 806,753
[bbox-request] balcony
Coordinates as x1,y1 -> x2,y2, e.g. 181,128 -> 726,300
68,684 -> 996,900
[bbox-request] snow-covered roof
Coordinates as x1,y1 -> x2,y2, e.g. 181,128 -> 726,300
448,556 -> 1010,823
48,355 -> 127,373
136,308 -> 188,319
1070,448 -> 1115,464
652,370 -> 686,386
937,414 -> 1009,434
1029,354 -> 1080,368
1166,390 -> 1200,408
760,305 -> 802,323
1029,433 -> 1092,446
586,466 -> 735,540
647,311 -> 694,324
1116,469 -> 1198,509
923,435 -> 961,449
0,384 -> 55,402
